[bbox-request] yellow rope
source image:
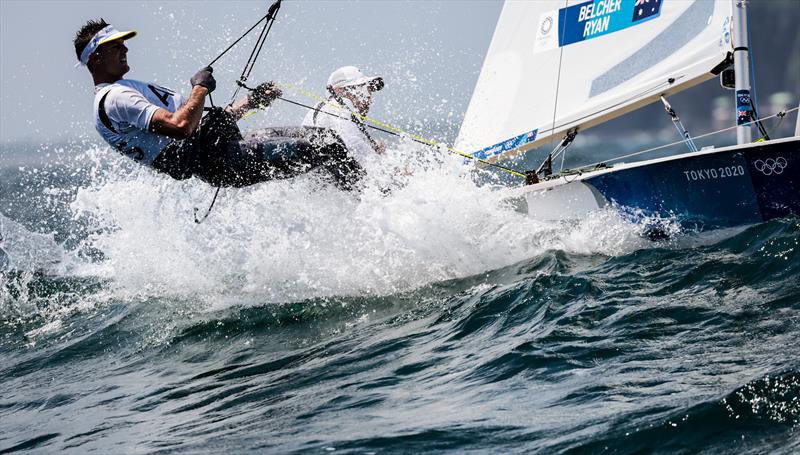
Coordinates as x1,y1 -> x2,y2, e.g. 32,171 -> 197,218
239,82 -> 527,179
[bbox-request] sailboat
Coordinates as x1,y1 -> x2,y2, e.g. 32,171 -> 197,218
456,0 -> 799,234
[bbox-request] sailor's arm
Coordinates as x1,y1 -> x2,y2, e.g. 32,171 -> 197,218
225,81 -> 283,121
225,95 -> 250,121
149,85 -> 208,139
149,66 -> 216,139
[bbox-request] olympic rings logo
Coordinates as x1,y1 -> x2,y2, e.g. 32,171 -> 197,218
753,157 -> 787,176
541,16 -> 553,35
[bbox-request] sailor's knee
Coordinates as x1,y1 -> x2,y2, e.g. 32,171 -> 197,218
318,142 -> 350,163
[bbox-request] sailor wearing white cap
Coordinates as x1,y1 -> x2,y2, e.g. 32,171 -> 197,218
73,18 -> 221,170
302,66 -> 386,161
75,24 -> 138,68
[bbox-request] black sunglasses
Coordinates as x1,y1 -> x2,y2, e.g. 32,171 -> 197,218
367,77 -> 384,92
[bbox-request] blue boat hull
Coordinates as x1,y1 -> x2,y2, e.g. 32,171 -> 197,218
583,137 -> 800,230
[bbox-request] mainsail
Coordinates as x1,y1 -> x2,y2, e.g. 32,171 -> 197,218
456,0 -> 734,162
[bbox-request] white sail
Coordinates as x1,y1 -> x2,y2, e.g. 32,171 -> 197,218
456,0 -> 734,162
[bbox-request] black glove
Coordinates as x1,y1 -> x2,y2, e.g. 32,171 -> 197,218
249,81 -> 282,108
190,66 -> 216,93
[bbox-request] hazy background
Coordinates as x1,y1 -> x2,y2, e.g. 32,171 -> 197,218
1,0 -> 798,156
0,0 -> 502,146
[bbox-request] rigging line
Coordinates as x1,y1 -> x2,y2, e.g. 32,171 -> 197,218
191,0 -> 280,224
275,82 -> 517,167
241,8 -> 277,83
487,76 -> 684,168
230,25 -> 269,103
238,81 -> 527,177
231,17 -> 270,103
489,74 -> 679,167
242,81 -> 526,176
579,106 -> 800,169
206,14 -> 270,67
245,16 -> 277,81
278,81 -> 479,159
529,78 -> 678,140
755,110 -> 787,142
229,0 -> 282,104
244,0 -> 282,79
545,130 -> 577,175
193,186 -> 222,224
279,82 -> 408,137
238,24 -> 269,85
660,96 -> 698,152
269,95 -> 527,178
548,142 -> 567,169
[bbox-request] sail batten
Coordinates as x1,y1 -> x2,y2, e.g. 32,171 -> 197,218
456,0 -> 734,163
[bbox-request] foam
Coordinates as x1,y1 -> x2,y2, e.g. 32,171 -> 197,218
69,141 -> 649,308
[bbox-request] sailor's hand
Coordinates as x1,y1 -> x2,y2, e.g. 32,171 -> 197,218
375,139 -> 386,154
249,81 -> 282,109
190,66 -> 216,93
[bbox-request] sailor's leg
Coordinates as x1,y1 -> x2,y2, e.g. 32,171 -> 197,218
191,124 -> 365,189
203,138 -> 314,187
151,138 -> 197,180
311,137 -> 365,191
224,135 -> 365,190
186,108 -> 247,186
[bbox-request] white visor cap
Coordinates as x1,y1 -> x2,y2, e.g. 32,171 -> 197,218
327,66 -> 381,90
76,25 -> 137,67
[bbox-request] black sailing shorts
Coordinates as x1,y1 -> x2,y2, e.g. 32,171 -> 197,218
152,108 -> 364,190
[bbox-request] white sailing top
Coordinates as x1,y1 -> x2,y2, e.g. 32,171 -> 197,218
94,79 -> 186,165
302,98 -> 377,163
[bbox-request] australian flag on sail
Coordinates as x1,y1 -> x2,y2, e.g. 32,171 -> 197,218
472,129 -> 538,160
633,0 -> 662,22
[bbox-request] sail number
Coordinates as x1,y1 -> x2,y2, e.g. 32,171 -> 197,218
683,165 -> 745,182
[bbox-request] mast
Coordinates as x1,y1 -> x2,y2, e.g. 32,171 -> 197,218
733,0 -> 754,144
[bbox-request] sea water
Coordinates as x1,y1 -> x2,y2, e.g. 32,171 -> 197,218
1,141 -> 798,453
